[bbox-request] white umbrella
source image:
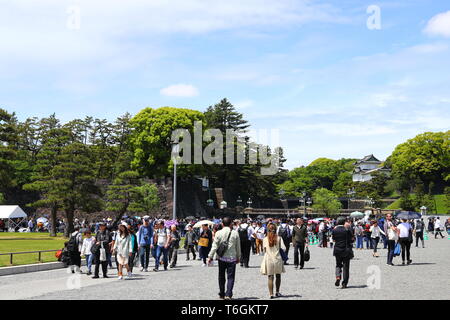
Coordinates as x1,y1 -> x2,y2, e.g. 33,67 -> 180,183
193,220 -> 214,228
37,217 -> 48,223
350,211 -> 364,218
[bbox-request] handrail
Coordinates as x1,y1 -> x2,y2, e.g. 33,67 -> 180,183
0,249 -> 60,265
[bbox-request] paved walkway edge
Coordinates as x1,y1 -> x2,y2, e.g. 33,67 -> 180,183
0,249 -> 187,276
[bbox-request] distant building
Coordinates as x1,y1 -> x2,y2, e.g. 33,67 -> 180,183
352,154 -> 390,182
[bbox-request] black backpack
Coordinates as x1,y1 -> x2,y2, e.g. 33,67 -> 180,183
278,225 -> 289,240
67,233 -> 79,253
238,226 -> 249,242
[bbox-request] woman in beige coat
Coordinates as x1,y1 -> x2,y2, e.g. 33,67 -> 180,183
260,223 -> 286,298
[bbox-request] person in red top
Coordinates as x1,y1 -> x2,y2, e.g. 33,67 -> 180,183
363,223 -> 372,249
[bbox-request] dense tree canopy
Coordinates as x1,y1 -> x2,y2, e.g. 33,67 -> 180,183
387,131 -> 450,192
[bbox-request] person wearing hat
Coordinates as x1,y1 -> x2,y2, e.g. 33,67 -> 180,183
92,222 -> 112,279
113,222 -> 133,279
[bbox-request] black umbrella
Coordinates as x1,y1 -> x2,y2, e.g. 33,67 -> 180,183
394,211 -> 421,220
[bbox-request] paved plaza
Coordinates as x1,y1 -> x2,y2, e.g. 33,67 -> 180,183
1,234 -> 449,300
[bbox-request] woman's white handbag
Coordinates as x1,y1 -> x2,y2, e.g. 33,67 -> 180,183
100,243 -> 107,262
388,228 -> 398,241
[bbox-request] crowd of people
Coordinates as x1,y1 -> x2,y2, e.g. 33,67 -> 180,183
52,213 -> 450,299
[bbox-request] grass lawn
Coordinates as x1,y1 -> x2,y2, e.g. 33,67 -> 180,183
0,232 -> 67,267
0,232 -> 187,267
434,195 -> 448,215
385,194 -> 449,214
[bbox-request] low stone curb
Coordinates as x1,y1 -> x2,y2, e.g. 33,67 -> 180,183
0,249 -> 188,276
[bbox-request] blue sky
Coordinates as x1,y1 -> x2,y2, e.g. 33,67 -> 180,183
1,0 -> 450,169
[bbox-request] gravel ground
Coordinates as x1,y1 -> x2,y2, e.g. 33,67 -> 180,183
1,232 -> 449,300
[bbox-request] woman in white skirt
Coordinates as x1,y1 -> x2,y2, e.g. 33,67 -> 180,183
113,223 -> 133,280
260,223 -> 286,299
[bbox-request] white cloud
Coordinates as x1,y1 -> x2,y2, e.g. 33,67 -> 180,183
234,99 -> 254,110
409,43 -> 448,53
291,123 -> 397,137
160,84 -> 199,97
424,10 -> 450,38
370,93 -> 408,108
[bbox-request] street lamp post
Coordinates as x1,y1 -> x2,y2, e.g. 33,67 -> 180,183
347,187 -> 355,210
420,205 -> 427,216
220,201 -> 227,210
247,198 -> 252,208
299,191 -> 306,216
236,196 -> 243,207
172,143 -> 179,221
306,197 -> 312,216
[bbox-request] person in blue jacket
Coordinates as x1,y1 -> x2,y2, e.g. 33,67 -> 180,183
138,217 -> 154,272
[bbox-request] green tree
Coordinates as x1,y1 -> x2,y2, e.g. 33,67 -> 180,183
399,191 -> 415,211
332,172 -> 353,197
129,107 -> 206,178
312,188 -> 342,216
389,131 -> 450,192
279,158 -> 356,197
105,170 -> 141,224
0,109 -> 19,197
129,182 -> 160,216
444,187 -> 450,214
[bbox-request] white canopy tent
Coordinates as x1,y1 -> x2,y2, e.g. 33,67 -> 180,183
0,205 -> 28,231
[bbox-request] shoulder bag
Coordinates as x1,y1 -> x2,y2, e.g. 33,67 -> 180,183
216,229 -> 232,258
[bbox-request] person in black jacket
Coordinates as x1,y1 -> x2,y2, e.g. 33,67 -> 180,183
332,217 -> 354,289
292,218 -> 308,269
184,225 -> 198,260
198,224 -> 213,266
92,222 -> 112,279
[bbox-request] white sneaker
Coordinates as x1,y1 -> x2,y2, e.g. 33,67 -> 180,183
126,272 -> 132,279
118,275 -> 123,280
144,268 -> 148,272
202,263 -> 206,267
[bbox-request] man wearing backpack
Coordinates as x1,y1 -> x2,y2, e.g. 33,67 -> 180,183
67,226 -> 83,273
238,219 -> 253,268
277,219 -> 292,265
414,218 -> 425,248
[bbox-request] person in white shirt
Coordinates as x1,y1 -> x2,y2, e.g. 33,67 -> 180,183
254,222 -> 265,255
369,221 -> 385,257
398,219 -> 412,265
434,217 -> 445,239
80,230 -> 96,275
113,223 -> 133,279
250,222 -> 258,254
153,220 -> 171,271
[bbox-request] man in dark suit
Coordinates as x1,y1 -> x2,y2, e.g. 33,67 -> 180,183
332,217 -> 354,289
292,218 -> 308,269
